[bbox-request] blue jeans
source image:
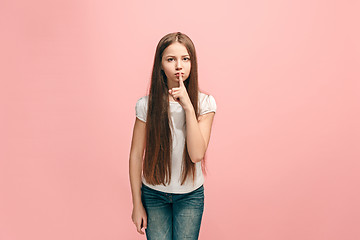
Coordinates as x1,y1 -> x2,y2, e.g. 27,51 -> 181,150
141,183 -> 204,240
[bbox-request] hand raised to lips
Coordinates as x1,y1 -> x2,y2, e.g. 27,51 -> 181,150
170,72 -> 184,100
177,72 -> 184,87
168,72 -> 192,110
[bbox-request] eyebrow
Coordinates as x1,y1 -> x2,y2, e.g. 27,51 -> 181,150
164,55 -> 190,58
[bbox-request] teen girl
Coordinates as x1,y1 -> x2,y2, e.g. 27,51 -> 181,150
129,32 -> 217,240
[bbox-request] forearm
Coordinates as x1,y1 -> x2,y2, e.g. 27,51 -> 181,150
129,156 -> 143,206
184,108 -> 206,163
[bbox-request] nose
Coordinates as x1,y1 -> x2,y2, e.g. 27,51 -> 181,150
175,59 -> 182,70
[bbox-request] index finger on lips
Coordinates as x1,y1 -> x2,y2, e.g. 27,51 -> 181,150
179,74 -> 184,87
179,72 -> 183,80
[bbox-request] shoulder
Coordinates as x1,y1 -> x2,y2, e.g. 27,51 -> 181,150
135,95 -> 149,122
135,95 -> 149,109
199,91 -> 214,99
198,91 -> 217,115
136,95 -> 149,104
198,91 -> 216,104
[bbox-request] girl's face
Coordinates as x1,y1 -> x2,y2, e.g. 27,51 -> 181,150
161,42 -> 191,85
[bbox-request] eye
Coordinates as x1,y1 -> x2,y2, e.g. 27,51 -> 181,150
183,57 -> 190,61
167,58 -> 174,62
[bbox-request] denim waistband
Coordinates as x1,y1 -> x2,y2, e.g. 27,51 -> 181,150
141,183 -> 204,196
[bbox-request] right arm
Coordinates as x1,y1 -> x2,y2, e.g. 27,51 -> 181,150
129,117 -> 147,234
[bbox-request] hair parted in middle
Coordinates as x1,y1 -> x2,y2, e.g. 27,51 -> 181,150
143,32 -> 206,186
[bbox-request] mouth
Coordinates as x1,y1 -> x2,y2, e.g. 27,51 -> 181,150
175,73 -> 184,76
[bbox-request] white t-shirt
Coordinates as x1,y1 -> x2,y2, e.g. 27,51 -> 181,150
135,91 -> 217,194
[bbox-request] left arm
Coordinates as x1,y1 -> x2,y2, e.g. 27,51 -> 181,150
184,109 -> 215,163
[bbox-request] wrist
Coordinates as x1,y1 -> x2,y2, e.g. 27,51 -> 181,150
132,196 -> 143,206
184,103 -> 195,113
133,200 -> 143,207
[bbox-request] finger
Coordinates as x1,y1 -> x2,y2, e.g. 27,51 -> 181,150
136,222 -> 144,235
143,216 -> 148,230
172,94 -> 178,101
140,218 -> 146,234
178,73 -> 183,87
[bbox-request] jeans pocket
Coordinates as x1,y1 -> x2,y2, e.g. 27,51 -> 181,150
141,185 -> 167,208
184,185 -> 204,207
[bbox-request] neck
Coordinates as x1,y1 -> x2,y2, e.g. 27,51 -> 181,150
167,81 -> 178,90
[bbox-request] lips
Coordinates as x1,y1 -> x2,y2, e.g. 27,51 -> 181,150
175,73 -> 184,76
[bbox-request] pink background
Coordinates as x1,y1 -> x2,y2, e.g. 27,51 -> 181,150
1,0 -> 359,239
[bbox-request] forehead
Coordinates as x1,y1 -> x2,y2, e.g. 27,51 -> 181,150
163,42 -> 189,56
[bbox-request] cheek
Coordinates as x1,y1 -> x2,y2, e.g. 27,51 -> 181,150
162,63 -> 171,71
161,64 -> 168,72
163,67 -> 171,75
163,67 -> 173,78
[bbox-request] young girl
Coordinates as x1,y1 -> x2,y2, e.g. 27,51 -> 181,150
129,32 -> 217,240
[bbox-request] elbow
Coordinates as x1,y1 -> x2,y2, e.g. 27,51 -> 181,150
190,154 -> 204,163
189,144 -> 207,163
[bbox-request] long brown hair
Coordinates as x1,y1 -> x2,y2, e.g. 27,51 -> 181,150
143,32 -> 204,186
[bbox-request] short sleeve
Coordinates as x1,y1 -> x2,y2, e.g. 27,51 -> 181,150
199,94 -> 217,115
135,96 -> 148,122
